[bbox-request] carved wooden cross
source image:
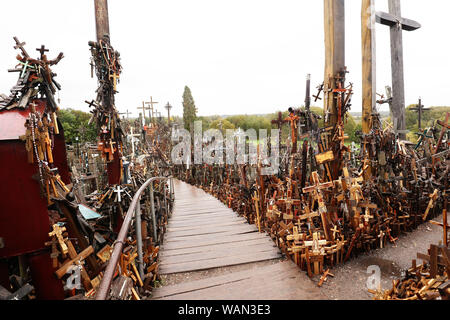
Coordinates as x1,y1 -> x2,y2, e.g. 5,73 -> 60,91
276,178 -> 301,220
271,112 -> 288,130
48,224 -> 68,255
410,98 -> 430,130
375,0 -> 421,139
13,36 -> 29,58
285,109 -> 300,153
302,171 -> 334,240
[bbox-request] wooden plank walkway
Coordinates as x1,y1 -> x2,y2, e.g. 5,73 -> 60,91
153,180 -> 327,300
159,180 -> 281,275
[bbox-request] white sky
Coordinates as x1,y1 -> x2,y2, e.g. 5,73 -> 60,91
0,0 -> 448,118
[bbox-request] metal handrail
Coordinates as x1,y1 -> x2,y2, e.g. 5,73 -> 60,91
95,176 -> 174,300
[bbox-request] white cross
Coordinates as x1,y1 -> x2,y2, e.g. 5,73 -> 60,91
114,185 -> 124,202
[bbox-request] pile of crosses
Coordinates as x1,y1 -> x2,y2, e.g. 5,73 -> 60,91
0,38 -> 68,206
0,36 -> 174,300
371,199 -> 449,300
174,71 -> 449,281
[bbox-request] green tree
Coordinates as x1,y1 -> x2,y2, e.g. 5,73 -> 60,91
182,86 -> 198,132
57,108 -> 97,144
209,119 -> 236,133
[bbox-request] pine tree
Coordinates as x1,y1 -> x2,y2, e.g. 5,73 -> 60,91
182,86 -> 197,132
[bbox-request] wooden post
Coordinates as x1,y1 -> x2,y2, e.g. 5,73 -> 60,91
94,0 -> 110,42
361,0 -> 376,134
324,0 -> 345,128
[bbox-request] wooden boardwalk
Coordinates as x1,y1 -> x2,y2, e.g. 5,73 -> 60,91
153,180 -> 326,300
159,180 -> 281,275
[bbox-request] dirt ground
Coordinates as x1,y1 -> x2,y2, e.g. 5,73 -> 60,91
159,214 -> 444,300
318,214 -> 444,300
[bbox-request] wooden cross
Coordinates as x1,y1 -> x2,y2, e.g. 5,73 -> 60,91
119,109 -> 131,119
323,0 -> 345,128
285,109 -> 300,153
48,224 -> 68,255
145,96 -> 158,125
434,112 -> 450,154
276,179 -> 301,220
252,191 -> 262,232
430,196 -> 448,247
109,72 -> 120,91
302,171 -> 334,240
271,112 -> 288,129
226,194 -> 233,208
13,36 -> 29,58
36,44 -> 49,59
410,98 -> 430,130
422,189 -> 439,221
375,0 -> 421,139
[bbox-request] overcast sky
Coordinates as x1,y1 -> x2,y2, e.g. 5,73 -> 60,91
1,0 -> 448,118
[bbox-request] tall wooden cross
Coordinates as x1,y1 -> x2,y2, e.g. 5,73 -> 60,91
145,96 -> 158,125
410,98 -> 429,130
323,0 -> 345,128
361,0 -> 376,134
375,0 -> 421,139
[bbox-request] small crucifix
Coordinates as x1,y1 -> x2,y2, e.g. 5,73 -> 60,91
410,98 -> 430,130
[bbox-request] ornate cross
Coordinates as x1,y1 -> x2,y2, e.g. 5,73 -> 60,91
302,171 -> 334,240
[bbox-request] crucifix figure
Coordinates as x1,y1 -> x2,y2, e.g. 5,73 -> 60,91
375,0 -> 421,139
410,98 -> 429,130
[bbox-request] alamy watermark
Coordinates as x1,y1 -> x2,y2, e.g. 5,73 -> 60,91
171,121 -> 280,175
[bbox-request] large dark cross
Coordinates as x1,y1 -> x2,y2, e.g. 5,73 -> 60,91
410,98 -> 429,130
375,0 -> 421,139
271,112 -> 288,129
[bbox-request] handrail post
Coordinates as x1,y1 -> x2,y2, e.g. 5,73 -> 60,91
135,196 -> 144,280
149,181 -> 157,243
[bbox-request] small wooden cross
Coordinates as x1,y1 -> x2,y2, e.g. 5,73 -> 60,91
285,108 -> 300,153
422,189 -> 439,221
302,171 -> 334,240
36,44 -> 49,59
410,98 -> 430,130
13,36 -> 29,58
226,194 -> 233,208
252,190 -> 262,232
109,72 -> 120,91
330,225 -> 340,240
48,224 -> 68,255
